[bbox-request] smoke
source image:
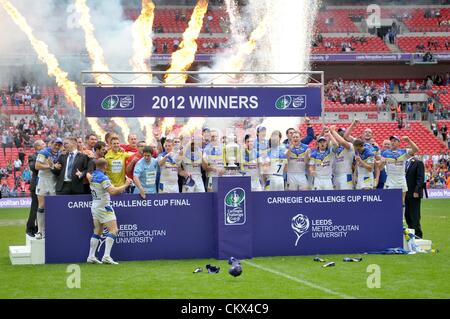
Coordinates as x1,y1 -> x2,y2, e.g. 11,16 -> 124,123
200,0 -> 319,136
0,0 -> 134,85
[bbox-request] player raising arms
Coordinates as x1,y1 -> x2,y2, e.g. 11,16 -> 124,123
309,132 -> 337,190
380,135 -> 419,203
286,130 -> 311,190
329,126 -> 355,190
180,133 -> 206,193
87,159 -> 132,265
344,120 -> 381,186
353,139 -> 375,189
202,129 -> 226,192
262,131 -> 288,191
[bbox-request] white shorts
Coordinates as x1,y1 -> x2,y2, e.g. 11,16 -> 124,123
91,206 -> 116,224
356,175 -> 374,189
384,176 -> 408,192
182,175 -> 205,193
313,177 -> 334,190
36,178 -> 56,196
251,178 -> 262,191
287,173 -> 310,190
334,174 -> 354,190
264,175 -> 285,191
158,181 -> 179,193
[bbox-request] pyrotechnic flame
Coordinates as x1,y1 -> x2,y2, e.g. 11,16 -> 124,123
161,118 -> 176,136
138,117 -> 156,144
165,0 -> 209,84
180,117 -> 205,136
130,0 -> 155,84
0,0 -> 82,112
87,118 -> 107,138
75,0 -> 111,84
75,0 -> 132,140
111,118 -> 130,141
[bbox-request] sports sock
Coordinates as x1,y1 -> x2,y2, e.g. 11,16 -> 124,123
88,234 -> 101,258
37,208 -> 45,235
103,233 -> 117,258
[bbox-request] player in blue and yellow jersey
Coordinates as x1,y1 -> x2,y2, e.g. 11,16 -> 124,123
87,158 -> 132,265
180,134 -> 206,193
286,130 -> 311,190
329,126 -> 355,190
158,138 -> 182,193
34,137 -> 63,239
309,135 -> 336,190
240,134 -> 263,191
344,120 -> 381,186
202,129 -> 226,192
380,135 -> 419,202
255,126 -> 270,160
262,130 -> 288,191
353,139 -> 375,189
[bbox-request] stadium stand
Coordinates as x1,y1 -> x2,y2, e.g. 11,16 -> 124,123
154,37 -> 228,54
124,8 -> 223,33
299,121 -> 448,155
397,36 -> 450,53
312,36 -> 390,53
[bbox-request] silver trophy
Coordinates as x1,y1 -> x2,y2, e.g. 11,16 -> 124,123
225,134 -> 240,174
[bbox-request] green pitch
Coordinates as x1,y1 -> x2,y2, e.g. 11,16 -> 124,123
0,200 -> 449,299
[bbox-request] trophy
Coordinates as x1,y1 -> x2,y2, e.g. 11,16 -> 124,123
225,134 -> 240,175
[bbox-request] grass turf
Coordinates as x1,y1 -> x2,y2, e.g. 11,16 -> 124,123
0,199 -> 449,299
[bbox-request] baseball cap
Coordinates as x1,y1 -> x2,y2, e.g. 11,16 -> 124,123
53,137 -> 63,144
389,135 -> 400,141
317,136 -> 327,142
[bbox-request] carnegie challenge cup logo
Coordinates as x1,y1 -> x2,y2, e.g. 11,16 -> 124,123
275,95 -> 307,110
292,214 -> 310,246
101,95 -> 135,110
224,188 -> 246,225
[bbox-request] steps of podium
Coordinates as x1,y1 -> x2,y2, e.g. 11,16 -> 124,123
9,235 -> 45,265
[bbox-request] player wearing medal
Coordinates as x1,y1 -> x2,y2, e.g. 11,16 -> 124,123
180,133 -> 206,193
309,134 -> 336,190
158,137 -> 182,193
329,126 -> 355,190
353,139 -> 375,189
344,120 -> 381,186
380,135 -> 419,202
285,130 -> 310,190
240,134 -> 263,191
262,131 -> 288,191
86,159 -> 132,265
34,138 -> 63,239
202,130 -> 226,192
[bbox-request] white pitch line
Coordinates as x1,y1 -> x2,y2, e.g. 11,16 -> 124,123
0,219 -> 26,226
242,260 -> 355,299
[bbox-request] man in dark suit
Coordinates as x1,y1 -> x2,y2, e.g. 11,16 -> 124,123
26,139 -> 46,237
405,156 -> 425,238
52,137 -> 89,195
